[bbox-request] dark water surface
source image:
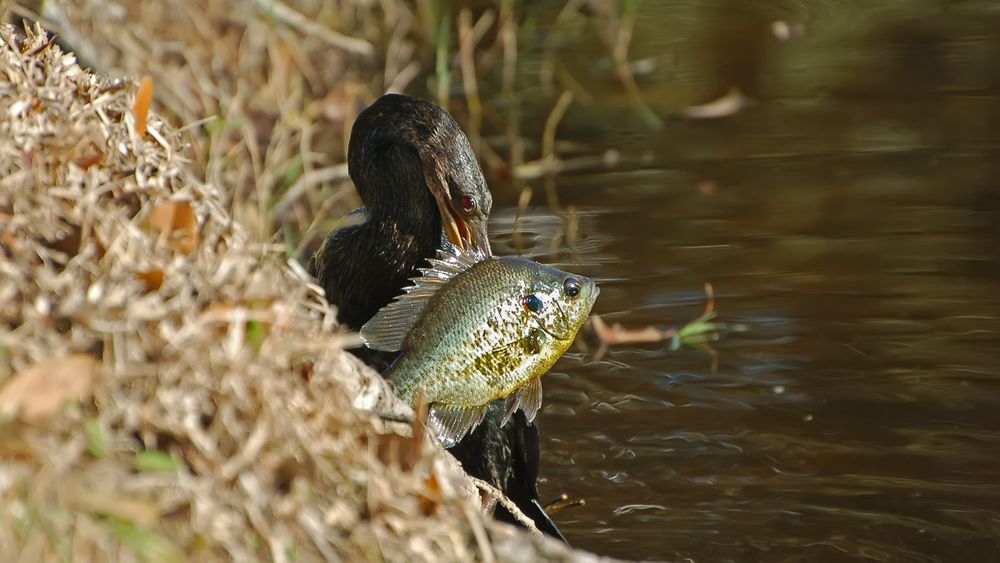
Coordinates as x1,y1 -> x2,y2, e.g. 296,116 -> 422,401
479,1 -> 1000,561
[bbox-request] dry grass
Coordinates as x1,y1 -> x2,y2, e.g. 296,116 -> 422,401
10,0 -> 441,257
9,0 -> 634,258
0,21 -> 603,563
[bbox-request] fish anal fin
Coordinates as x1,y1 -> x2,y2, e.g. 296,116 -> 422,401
518,377 -> 543,423
500,377 -> 544,427
428,402 -> 489,448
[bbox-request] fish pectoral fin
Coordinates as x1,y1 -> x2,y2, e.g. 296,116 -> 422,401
486,337 -> 524,358
502,392 -> 518,426
488,328 -> 548,358
474,335 -> 532,384
427,402 -> 490,448
502,377 -> 543,426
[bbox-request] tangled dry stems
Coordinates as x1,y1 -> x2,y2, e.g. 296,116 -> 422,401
0,22 -> 599,563
16,0 -> 435,254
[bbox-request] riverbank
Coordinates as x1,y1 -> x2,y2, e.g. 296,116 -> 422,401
0,20 -> 604,562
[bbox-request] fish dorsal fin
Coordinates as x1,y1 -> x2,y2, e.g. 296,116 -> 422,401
501,377 -> 543,426
427,402 -> 490,448
360,239 -> 486,351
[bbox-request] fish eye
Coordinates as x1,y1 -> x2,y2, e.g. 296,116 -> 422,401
459,195 -> 477,214
522,294 -> 543,314
563,277 -> 582,299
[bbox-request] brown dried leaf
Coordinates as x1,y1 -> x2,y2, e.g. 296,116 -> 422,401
133,76 -> 153,138
1,231 -> 20,253
591,315 -> 670,345
45,225 -> 83,257
136,269 -> 164,291
0,354 -> 98,423
420,473 -> 442,515
149,200 -> 199,254
75,151 -> 105,170
589,314 -> 676,363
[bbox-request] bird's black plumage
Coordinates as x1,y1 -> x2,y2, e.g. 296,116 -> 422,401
311,94 -> 489,343
309,93 -> 565,540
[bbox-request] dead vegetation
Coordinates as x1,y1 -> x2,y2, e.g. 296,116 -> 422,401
0,21 -> 603,563
9,0 -> 430,257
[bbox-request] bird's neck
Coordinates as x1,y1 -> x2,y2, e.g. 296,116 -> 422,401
360,168 -> 442,256
364,212 -> 438,269
313,155 -> 444,330
366,199 -> 440,257
318,203 -> 441,331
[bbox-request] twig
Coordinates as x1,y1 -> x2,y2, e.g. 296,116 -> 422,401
543,493 -> 586,515
590,283 -> 747,371
469,477 -> 541,536
463,503 -> 497,563
539,0 -> 586,94
514,149 -> 620,180
678,87 -> 748,120
252,0 -> 375,56
458,9 -> 482,150
274,163 -> 350,217
499,10 -> 524,180
605,0 -> 662,129
510,185 -> 532,253
541,91 -> 575,171
541,91 -> 575,211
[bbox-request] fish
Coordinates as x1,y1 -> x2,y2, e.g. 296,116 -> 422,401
360,241 -> 599,447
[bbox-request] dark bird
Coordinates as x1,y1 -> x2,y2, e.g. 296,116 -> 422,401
309,93 -> 566,541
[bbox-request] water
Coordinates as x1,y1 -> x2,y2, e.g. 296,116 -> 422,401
477,1 -> 1000,560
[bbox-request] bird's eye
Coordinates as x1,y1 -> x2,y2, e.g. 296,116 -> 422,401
459,195 -> 476,213
563,278 -> 582,299
522,294 -> 543,314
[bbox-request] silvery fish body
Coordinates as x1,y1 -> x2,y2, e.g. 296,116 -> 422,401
360,241 -> 598,447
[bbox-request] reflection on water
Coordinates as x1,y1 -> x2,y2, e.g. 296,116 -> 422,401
481,1 -> 1000,560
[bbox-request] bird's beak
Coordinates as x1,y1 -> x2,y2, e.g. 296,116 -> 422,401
433,194 -> 465,248
429,172 -> 492,256
466,218 -> 492,256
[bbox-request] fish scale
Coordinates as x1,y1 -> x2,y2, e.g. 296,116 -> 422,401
361,240 -> 598,447
396,260 -> 537,403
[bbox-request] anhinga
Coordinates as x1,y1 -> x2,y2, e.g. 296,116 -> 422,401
310,94 -> 565,541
